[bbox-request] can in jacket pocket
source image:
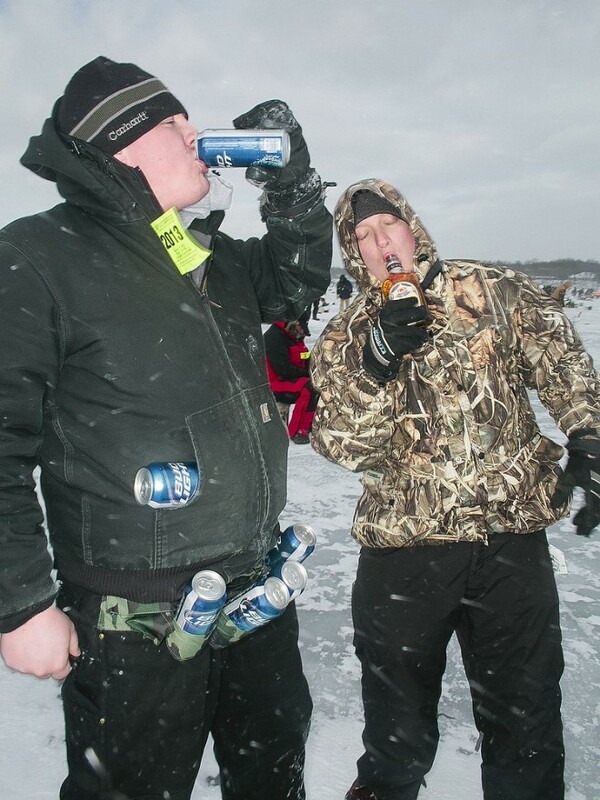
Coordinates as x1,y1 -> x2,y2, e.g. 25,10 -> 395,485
134,462 -> 200,509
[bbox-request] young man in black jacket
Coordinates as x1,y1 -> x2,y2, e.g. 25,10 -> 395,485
0,57 -> 332,800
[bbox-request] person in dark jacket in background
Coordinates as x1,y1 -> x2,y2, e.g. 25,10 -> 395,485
0,57 -> 332,800
336,272 -> 353,311
264,319 -> 319,444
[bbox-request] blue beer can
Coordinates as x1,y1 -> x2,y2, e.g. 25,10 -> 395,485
134,462 -> 200,509
271,559 -> 308,601
267,523 -> 316,570
174,570 -> 227,635
224,576 -> 289,634
197,128 -> 290,168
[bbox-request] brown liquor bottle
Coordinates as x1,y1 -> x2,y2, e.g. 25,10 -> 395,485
381,255 -> 431,326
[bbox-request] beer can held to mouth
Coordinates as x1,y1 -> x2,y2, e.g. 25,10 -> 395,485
197,128 -> 290,169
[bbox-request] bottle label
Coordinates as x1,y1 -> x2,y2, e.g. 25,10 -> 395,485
387,281 -> 422,303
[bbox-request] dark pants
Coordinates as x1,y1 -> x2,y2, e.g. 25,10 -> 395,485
57,582 -> 312,800
352,532 -> 565,800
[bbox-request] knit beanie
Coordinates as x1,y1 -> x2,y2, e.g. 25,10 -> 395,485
57,56 -> 187,155
352,190 -> 405,226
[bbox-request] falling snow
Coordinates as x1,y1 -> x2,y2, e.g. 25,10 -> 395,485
1,282 -> 598,799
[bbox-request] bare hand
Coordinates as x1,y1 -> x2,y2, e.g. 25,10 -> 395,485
0,606 -> 80,680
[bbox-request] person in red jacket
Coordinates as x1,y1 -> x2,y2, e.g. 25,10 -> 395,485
264,319 -> 319,444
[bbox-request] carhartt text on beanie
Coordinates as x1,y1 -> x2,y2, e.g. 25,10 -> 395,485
57,56 -> 187,155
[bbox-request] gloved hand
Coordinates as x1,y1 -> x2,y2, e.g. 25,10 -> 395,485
363,298 -> 429,383
551,430 -> 600,536
233,100 -> 322,216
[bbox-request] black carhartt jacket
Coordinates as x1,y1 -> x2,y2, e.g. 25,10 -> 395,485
0,112 -> 332,630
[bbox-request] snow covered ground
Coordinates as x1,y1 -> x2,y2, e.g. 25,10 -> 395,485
1,282 -> 598,799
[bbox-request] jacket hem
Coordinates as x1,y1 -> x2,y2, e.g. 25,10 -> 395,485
55,556 -> 268,604
56,558 -> 216,604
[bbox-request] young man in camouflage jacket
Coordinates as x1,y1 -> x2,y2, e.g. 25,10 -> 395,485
310,178 -> 600,800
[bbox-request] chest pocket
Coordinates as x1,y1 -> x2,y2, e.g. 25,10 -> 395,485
182,385 -> 289,547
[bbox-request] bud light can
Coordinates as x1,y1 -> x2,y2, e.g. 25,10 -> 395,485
210,576 -> 290,648
174,570 -> 227,635
267,523 -> 316,570
134,462 -> 200,509
225,577 -> 289,632
271,559 -> 308,601
197,128 -> 290,169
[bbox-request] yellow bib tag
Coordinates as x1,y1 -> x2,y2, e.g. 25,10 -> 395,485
150,207 -> 212,275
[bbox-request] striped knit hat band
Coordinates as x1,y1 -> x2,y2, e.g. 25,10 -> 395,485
57,57 -> 187,155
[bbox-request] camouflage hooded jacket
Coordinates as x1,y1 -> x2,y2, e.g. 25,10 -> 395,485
310,179 -> 600,548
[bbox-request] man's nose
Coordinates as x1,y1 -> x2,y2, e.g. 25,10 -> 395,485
183,119 -> 199,146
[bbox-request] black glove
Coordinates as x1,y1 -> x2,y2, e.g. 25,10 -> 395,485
233,100 -> 322,216
551,430 -> 600,536
363,298 -> 429,383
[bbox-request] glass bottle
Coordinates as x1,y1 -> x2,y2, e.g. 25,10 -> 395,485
381,255 -> 431,326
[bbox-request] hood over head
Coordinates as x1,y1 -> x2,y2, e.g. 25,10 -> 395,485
335,178 -> 440,296
20,109 -> 160,222
19,85 -> 228,233
17,58 -> 191,224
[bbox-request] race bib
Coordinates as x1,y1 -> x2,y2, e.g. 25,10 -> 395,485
151,207 -> 212,275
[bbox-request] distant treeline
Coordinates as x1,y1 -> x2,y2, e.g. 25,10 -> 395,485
490,259 -> 600,281
330,258 -> 599,284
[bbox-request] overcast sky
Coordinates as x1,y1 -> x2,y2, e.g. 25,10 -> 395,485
1,0 -> 598,264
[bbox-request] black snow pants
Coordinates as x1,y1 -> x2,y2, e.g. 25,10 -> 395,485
351,531 -> 565,800
57,581 -> 312,800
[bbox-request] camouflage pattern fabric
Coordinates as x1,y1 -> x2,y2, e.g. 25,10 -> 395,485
98,570 -> 272,658
310,178 -> 600,548
98,595 -> 213,660
165,623 -> 212,661
98,596 -> 174,644
209,611 -> 247,649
